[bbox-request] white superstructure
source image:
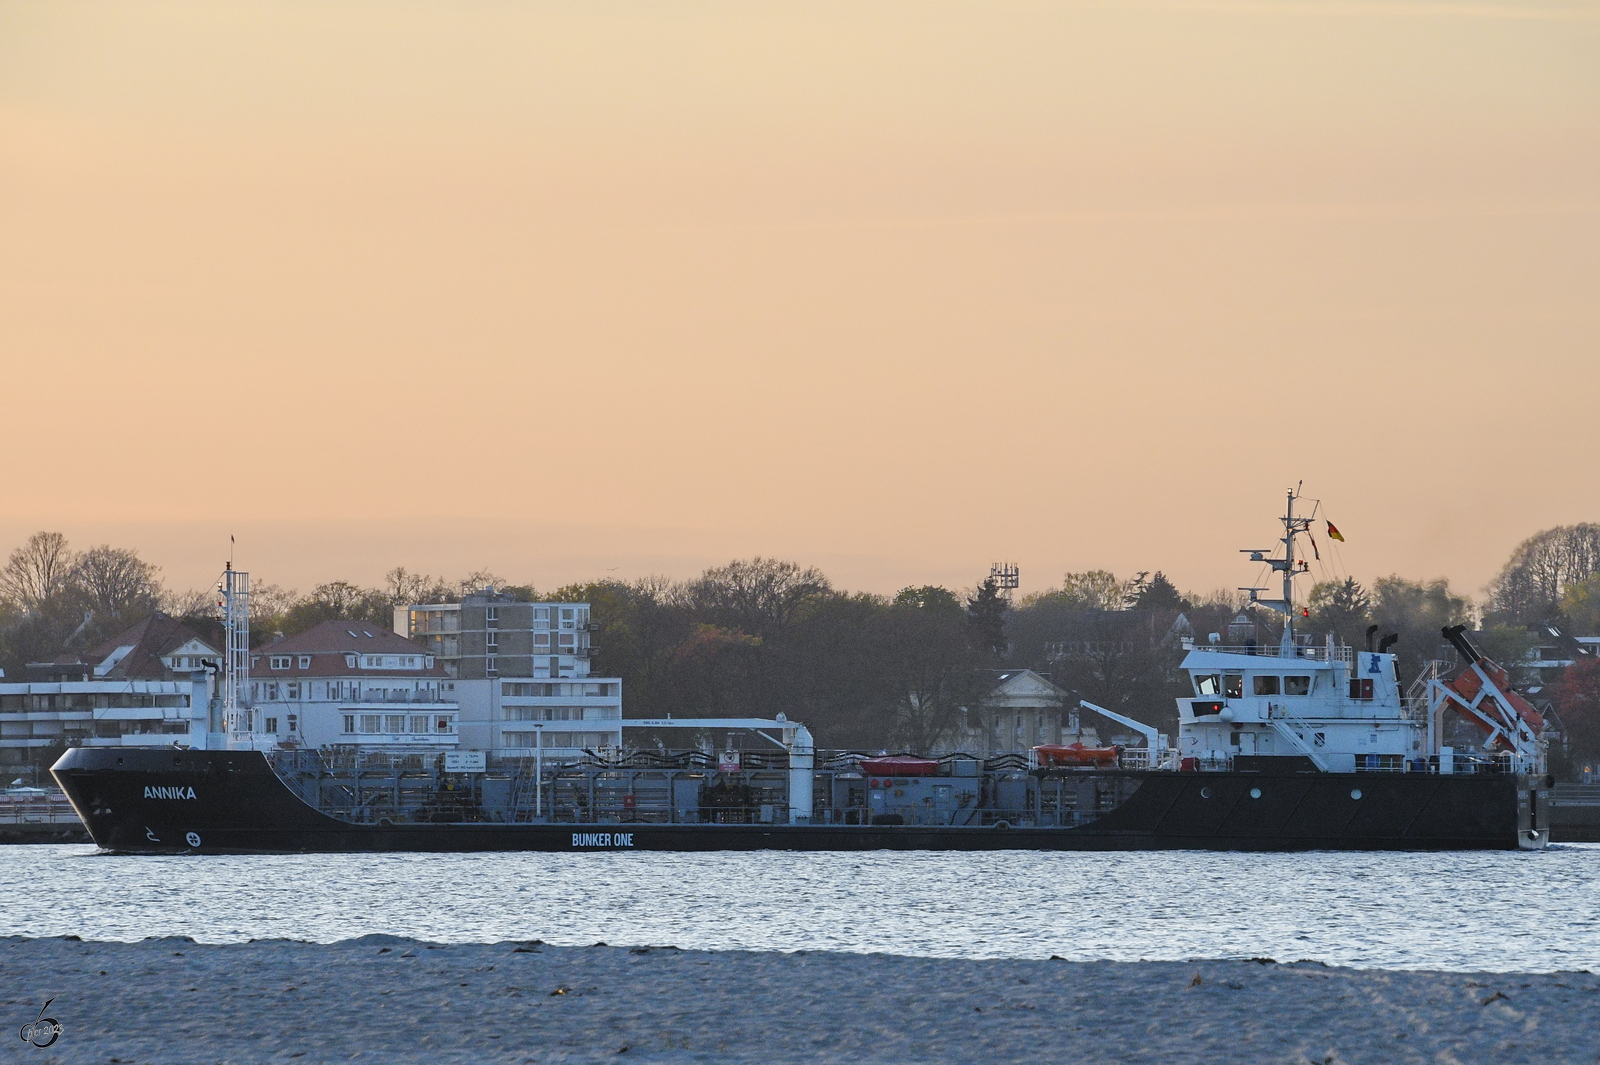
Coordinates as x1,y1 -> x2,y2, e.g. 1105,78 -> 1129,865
1173,489 -> 1546,776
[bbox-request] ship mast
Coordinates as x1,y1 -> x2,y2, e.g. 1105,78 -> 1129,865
219,562 -> 252,747
1240,485 -> 1313,655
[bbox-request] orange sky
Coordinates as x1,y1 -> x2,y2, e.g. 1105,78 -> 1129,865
2,0 -> 1597,603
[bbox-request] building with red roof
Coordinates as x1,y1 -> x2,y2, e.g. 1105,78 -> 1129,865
246,620 -> 458,749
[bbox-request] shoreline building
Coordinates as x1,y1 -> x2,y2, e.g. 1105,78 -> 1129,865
946,669 -> 1102,756
0,613 -> 220,770
245,621 -> 458,750
397,591 -> 623,758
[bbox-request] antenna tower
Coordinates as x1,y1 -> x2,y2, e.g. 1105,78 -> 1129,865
218,563 -> 252,743
989,562 -> 1020,599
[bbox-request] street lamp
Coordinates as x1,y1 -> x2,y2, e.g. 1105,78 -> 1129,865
533,722 -> 544,820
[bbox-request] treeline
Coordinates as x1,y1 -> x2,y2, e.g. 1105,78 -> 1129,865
5,525 -> 1600,766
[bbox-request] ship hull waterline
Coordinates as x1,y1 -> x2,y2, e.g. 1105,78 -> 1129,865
52,748 -> 1549,854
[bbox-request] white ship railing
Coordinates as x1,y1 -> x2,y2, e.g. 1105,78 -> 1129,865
1192,644 -> 1353,663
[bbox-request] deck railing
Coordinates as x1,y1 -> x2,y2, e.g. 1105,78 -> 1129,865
0,795 -> 82,826
1187,643 -> 1354,663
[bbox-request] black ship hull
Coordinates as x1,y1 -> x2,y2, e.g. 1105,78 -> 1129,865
52,748 -> 1550,853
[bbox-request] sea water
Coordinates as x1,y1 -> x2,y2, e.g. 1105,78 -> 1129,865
3,844 -> 1596,972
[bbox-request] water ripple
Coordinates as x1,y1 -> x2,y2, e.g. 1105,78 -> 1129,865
2,844 -> 1596,972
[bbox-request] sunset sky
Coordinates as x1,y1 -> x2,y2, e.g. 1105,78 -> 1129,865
2,0 -> 1596,603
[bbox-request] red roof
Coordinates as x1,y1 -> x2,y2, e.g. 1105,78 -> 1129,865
250,620 -> 446,679
87,613 -> 218,681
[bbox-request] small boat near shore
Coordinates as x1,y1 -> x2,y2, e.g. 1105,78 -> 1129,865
51,490 -> 1555,854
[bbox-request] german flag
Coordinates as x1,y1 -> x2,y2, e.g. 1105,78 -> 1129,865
1327,521 -> 1345,542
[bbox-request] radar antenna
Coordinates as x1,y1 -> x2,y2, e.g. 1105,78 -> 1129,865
1238,485 -> 1316,654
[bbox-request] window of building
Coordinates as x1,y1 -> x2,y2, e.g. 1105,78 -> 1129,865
486,655 -> 498,675
264,717 -> 279,733
342,714 -> 355,734
1253,675 -> 1279,696
265,683 -> 279,700
436,717 -> 453,733
360,714 -> 380,732
558,633 -> 574,650
534,606 -> 550,624
269,656 -> 290,670
287,714 -> 297,732
384,715 -> 406,732
298,656 -> 312,669
486,631 -> 498,649
408,716 -> 428,733
533,632 -> 550,647
286,683 -> 300,700
1284,676 -> 1312,696
560,607 -> 576,630
345,654 -> 357,668
535,706 -> 584,721
486,605 -> 498,623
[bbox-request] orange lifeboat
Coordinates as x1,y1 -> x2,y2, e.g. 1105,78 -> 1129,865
858,755 -> 940,777
1437,624 -> 1545,750
1033,743 -> 1120,768
1439,660 -> 1545,749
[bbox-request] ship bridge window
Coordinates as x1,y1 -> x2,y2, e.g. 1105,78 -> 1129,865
1194,674 -> 1221,696
1224,675 -> 1244,699
1253,675 -> 1280,696
1284,676 -> 1311,696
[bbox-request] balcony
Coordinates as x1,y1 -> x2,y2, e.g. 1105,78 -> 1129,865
336,732 -> 460,747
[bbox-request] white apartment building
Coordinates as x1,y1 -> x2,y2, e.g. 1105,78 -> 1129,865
397,591 -> 622,757
0,613 -> 220,768
496,677 -> 623,756
246,621 -> 459,750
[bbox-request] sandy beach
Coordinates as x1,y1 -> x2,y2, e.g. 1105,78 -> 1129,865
3,937 -> 1598,1064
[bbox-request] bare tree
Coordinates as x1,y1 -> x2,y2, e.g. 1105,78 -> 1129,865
70,545 -> 163,617
681,558 -> 832,639
1486,524 -> 1600,623
248,583 -> 299,625
455,569 -> 508,596
385,567 -> 451,606
0,532 -> 74,611
879,589 -> 988,753
162,586 -> 217,618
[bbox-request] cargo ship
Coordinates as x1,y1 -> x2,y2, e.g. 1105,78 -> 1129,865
52,491 -> 1553,853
